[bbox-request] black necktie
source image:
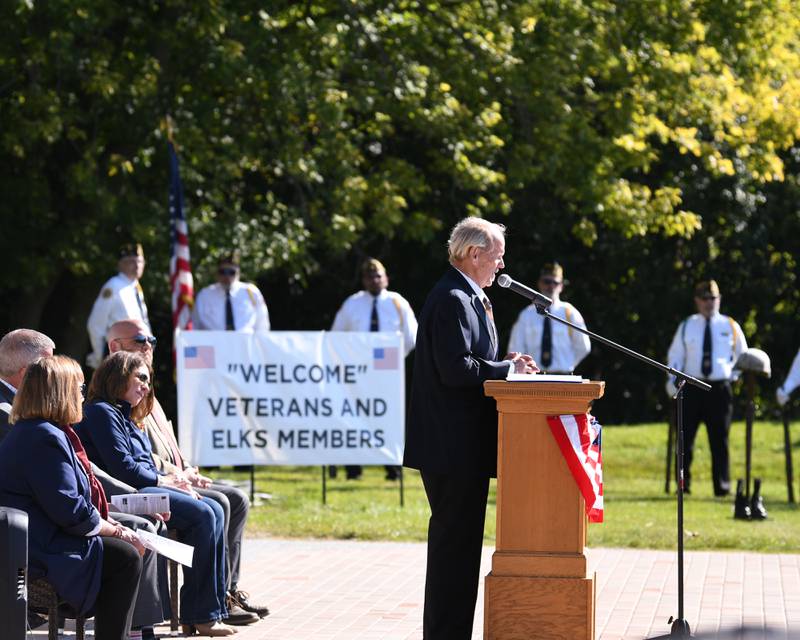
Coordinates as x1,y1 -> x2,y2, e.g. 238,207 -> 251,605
370,297 -> 379,332
541,316 -> 553,368
701,318 -> 712,377
225,290 -> 235,331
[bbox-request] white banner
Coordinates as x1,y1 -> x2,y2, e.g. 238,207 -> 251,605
175,330 -> 405,466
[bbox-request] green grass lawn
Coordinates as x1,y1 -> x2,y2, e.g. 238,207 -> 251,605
213,419 -> 800,553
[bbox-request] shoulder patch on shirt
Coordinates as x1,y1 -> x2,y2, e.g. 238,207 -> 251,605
102,288 -> 113,299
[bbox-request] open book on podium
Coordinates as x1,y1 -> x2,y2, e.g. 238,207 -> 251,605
506,372 -> 587,383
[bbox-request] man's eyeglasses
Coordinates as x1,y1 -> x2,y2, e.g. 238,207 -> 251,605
540,278 -> 562,286
218,267 -> 238,277
700,295 -> 719,301
134,373 -> 151,387
114,334 -> 156,347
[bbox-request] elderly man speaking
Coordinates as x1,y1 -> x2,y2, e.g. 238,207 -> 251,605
404,217 -> 538,639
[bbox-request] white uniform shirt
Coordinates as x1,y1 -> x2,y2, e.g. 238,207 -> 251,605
192,281 -> 270,332
781,348 -> 800,396
506,300 -> 591,373
331,289 -> 417,356
86,273 -> 150,368
667,312 -> 748,381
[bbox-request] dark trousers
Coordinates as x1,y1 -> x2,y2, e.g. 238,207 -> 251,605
197,482 -> 250,590
95,536 -> 142,640
682,381 -> 733,495
110,512 -> 164,628
421,471 -> 490,640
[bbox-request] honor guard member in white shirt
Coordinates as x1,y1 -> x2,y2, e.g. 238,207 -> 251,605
86,243 -> 150,369
666,280 -> 748,496
506,262 -> 591,374
193,252 -> 270,332
330,258 -> 418,480
777,347 -> 800,407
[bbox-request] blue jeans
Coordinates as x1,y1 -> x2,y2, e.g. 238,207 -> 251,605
141,487 -> 227,624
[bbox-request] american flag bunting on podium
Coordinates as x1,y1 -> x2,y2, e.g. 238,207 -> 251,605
546,413 -> 604,523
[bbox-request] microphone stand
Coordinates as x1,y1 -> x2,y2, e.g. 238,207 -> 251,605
526,300 -> 710,639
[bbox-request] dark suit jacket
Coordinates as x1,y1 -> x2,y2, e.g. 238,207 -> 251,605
0,382 -> 14,443
0,418 -> 103,615
403,266 -> 509,477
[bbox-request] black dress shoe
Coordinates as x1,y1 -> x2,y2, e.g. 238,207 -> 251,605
225,597 -> 259,625
345,465 -> 362,480
750,478 -> 768,520
384,465 -> 401,481
231,589 -> 270,618
733,479 -> 751,520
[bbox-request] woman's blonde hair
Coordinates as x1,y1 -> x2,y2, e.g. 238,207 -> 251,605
88,351 -> 154,422
447,217 -> 506,263
10,355 -> 84,426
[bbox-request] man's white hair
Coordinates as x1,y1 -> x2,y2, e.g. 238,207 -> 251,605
0,329 -> 55,378
447,217 -> 506,263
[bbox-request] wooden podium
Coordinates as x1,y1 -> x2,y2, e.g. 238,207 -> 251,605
483,380 -> 605,640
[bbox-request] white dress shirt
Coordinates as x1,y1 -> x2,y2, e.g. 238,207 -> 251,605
780,348 -> 800,397
667,312 -> 748,381
86,273 -> 150,368
331,289 -> 417,356
506,300 -> 591,373
192,281 -> 270,332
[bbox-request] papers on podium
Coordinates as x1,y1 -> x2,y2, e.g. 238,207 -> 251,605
135,529 -> 194,567
506,373 -> 586,383
110,493 -> 170,516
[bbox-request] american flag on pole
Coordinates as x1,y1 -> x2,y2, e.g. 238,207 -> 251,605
168,140 -> 194,333
546,413 -> 604,523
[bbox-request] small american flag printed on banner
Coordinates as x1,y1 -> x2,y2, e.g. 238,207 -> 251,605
373,347 -> 399,370
546,413 -> 603,523
184,346 -> 215,369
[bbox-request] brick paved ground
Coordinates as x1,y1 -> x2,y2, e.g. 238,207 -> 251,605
49,538 -> 800,639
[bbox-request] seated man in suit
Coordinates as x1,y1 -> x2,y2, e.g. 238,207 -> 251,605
0,329 -> 54,442
107,319 -> 269,622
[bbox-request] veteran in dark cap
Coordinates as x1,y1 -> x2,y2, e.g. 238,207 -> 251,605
507,262 -> 591,374
86,243 -> 150,368
193,250 -> 270,332
666,280 -> 748,496
330,257 -> 418,480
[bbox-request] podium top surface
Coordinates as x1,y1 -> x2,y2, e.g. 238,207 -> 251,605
483,379 -> 605,409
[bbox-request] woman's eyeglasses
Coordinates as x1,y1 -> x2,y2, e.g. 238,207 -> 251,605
80,383 -> 87,398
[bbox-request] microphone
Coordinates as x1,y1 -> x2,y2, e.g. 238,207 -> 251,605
496,274 -> 552,309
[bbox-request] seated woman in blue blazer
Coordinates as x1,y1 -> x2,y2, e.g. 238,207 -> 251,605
0,355 -> 143,640
76,351 -> 234,637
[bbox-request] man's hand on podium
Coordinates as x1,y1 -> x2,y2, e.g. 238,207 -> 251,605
506,352 -> 539,374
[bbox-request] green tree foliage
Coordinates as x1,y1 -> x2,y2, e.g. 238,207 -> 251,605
2,0 -> 799,420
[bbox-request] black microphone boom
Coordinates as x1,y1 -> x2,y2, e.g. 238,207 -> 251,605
496,274 -> 552,310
